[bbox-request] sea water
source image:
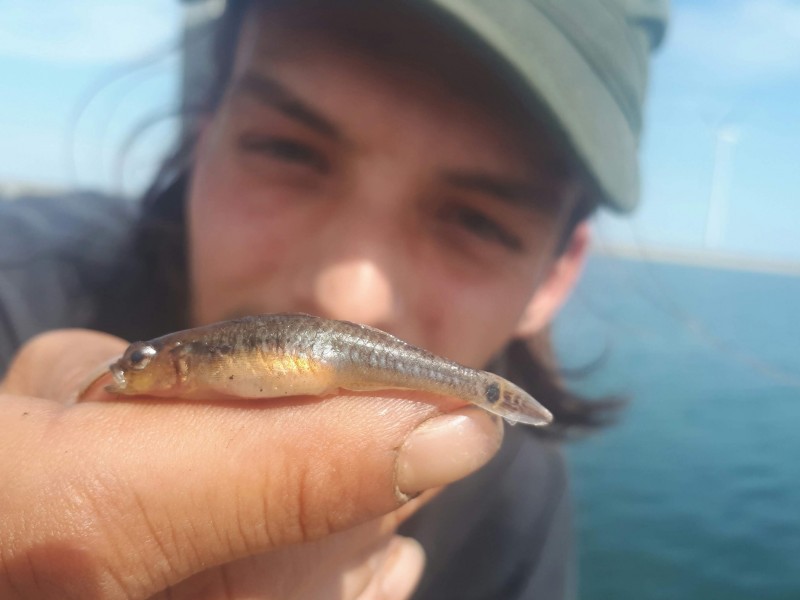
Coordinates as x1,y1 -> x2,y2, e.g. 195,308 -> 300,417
554,256 -> 800,600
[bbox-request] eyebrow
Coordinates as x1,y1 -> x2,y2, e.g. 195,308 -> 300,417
234,72 -> 343,142
233,72 -> 561,212
442,171 -> 556,213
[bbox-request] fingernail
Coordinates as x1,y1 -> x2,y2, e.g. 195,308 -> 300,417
396,406 -> 503,497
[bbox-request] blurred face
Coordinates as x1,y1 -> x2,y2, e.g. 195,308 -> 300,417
188,5 -> 587,368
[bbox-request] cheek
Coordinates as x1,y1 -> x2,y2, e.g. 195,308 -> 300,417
415,264 -> 538,368
187,164 -> 299,324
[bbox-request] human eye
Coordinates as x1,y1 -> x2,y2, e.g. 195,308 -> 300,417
238,134 -> 329,174
437,203 -> 523,252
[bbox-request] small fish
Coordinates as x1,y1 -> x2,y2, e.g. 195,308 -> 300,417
107,313 -> 552,426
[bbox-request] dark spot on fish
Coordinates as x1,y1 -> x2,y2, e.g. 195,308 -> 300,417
485,382 -> 500,404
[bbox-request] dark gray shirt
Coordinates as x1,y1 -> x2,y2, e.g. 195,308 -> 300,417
0,192 -> 575,600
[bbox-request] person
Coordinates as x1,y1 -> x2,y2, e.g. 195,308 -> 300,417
0,1 -> 666,598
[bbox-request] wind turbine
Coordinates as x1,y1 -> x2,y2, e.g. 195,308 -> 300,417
704,123 -> 740,249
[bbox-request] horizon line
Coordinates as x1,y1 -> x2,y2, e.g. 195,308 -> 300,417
591,244 -> 800,277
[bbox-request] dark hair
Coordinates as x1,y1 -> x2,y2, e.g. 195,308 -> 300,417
107,0 -> 621,435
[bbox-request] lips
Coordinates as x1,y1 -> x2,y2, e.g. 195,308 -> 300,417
105,361 -> 127,393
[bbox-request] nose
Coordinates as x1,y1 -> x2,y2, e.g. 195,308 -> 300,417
312,257 -> 396,326
288,205 -> 405,329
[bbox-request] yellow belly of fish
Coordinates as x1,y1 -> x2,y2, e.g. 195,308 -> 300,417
200,352 -> 338,399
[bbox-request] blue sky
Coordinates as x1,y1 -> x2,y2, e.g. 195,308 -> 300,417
1,0 -> 798,262
597,0 -> 800,263
0,0 -> 183,195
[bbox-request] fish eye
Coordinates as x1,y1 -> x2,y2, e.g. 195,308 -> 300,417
127,344 -> 157,370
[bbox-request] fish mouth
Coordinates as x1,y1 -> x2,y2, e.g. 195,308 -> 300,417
521,403 -> 553,427
105,362 -> 127,394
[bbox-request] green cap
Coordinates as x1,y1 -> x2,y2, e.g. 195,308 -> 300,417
415,0 -> 668,212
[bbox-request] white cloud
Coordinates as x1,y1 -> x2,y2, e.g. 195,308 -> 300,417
0,0 -> 181,64
670,0 -> 800,84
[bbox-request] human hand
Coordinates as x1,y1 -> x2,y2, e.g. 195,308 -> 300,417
0,329 -> 502,599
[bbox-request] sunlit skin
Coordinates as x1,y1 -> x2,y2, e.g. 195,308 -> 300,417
188,5 -> 590,371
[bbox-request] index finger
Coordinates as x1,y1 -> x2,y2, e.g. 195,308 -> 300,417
0,328 -> 502,599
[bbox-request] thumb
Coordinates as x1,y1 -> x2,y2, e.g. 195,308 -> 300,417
0,329 -> 502,599
1,329 -> 126,402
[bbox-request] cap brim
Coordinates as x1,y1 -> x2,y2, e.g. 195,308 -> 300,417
412,0 -> 645,212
